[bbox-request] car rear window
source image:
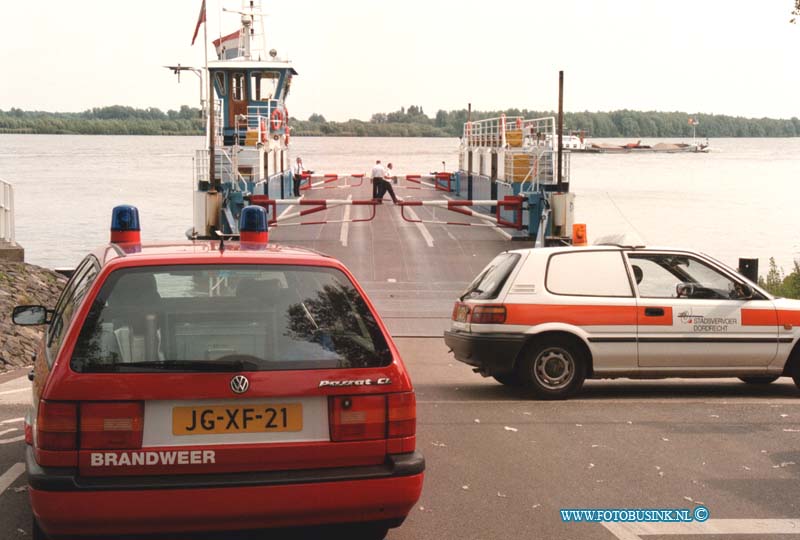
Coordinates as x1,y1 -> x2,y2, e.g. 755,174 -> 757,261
461,253 -> 521,300
71,265 -> 392,372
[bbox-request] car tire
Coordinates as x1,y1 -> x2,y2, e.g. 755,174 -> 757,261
517,337 -> 587,400
32,518 -> 49,540
739,376 -> 780,385
493,373 -> 522,386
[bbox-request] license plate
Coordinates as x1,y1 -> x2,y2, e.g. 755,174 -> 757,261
456,305 -> 470,322
172,404 -> 303,435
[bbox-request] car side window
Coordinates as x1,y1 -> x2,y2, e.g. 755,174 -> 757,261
628,253 -> 739,300
546,251 -> 633,297
46,257 -> 100,365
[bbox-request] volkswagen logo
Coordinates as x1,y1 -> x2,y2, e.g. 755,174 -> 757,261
230,375 -> 250,394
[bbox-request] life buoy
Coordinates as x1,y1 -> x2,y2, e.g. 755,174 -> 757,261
270,108 -> 284,131
260,118 -> 268,143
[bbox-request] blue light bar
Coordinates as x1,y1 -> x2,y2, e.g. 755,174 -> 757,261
239,206 -> 268,233
111,205 -> 140,231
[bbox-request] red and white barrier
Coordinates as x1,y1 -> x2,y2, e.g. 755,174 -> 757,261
299,173 -> 366,190
398,196 -> 524,230
249,196 -> 378,226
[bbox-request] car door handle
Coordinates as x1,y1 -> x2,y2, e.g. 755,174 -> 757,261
644,307 -> 665,317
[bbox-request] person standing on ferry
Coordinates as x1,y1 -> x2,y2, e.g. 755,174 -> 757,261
371,160 -> 385,199
292,157 -> 304,197
375,162 -> 400,204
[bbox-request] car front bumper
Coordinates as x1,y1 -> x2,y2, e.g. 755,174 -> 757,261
27,445 -> 424,536
444,330 -> 527,375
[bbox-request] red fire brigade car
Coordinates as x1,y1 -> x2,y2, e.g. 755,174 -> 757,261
13,205 -> 423,539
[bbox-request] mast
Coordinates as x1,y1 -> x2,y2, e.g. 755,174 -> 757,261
205,2 -> 216,192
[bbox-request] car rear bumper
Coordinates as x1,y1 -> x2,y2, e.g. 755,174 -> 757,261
444,330 -> 527,375
27,446 -> 424,536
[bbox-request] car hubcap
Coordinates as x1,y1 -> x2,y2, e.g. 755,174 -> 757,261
533,347 -> 574,390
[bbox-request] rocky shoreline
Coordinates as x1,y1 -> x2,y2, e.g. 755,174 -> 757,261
0,263 -> 67,371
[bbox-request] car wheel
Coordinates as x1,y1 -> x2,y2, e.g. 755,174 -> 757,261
517,338 -> 586,400
32,518 -> 49,540
739,376 -> 780,385
493,373 -> 522,386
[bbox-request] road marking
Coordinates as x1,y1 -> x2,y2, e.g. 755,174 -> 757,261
0,436 -> 25,445
603,518 -> 800,539
0,428 -> 18,437
340,194 -> 352,246
405,207 -> 434,247
0,463 -> 24,495
277,200 -> 297,220
0,418 -> 24,425
0,388 -> 27,397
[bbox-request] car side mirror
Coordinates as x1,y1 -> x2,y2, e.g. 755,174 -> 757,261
736,283 -> 755,300
12,305 -> 49,326
675,282 -> 695,298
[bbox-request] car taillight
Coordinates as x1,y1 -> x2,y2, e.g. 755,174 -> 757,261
37,400 -> 77,451
80,402 -> 144,449
470,304 -> 507,324
329,395 -> 387,442
388,392 -> 416,438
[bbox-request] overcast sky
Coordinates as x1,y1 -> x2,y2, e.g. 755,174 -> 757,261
2,1 -> 798,121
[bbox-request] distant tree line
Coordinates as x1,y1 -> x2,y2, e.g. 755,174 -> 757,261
2,105 -> 799,138
0,106 -> 204,135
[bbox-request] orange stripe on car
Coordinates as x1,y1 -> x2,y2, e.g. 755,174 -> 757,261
742,309 -> 800,327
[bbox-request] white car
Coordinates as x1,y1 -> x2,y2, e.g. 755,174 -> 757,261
444,245 -> 800,399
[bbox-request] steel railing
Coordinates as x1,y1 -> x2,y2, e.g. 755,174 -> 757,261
0,179 -> 15,244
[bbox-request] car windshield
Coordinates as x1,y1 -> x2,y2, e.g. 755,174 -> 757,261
461,253 -> 521,300
71,265 -> 392,372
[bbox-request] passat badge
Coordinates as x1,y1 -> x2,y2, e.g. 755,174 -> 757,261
319,378 -> 391,388
230,375 -> 250,394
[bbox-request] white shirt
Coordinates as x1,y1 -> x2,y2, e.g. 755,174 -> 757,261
371,164 -> 385,179
293,162 -> 304,175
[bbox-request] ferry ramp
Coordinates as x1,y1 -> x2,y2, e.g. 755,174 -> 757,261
266,178 -> 532,337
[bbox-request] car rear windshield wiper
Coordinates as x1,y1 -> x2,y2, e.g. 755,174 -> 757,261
81,358 -> 263,372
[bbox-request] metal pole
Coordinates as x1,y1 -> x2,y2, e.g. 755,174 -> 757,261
467,103 -> 473,200
208,74 -> 216,191
557,70 -> 564,191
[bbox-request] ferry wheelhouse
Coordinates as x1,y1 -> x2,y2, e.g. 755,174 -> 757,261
187,2 -> 295,239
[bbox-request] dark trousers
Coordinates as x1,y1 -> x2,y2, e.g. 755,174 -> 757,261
371,177 -> 379,199
293,174 -> 302,196
374,178 -> 398,203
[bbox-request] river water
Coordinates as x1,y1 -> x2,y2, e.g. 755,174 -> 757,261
0,135 -> 798,275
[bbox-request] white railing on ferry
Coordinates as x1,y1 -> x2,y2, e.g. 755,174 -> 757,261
0,179 -> 16,244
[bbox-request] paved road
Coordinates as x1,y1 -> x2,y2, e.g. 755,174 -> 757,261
3,179 -> 800,538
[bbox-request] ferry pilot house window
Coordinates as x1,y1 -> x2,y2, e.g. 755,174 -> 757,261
251,72 -> 280,101
214,72 -> 227,96
70,265 -> 391,373
231,73 -> 245,101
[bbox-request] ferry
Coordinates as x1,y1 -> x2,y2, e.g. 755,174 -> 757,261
172,0 -> 580,248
